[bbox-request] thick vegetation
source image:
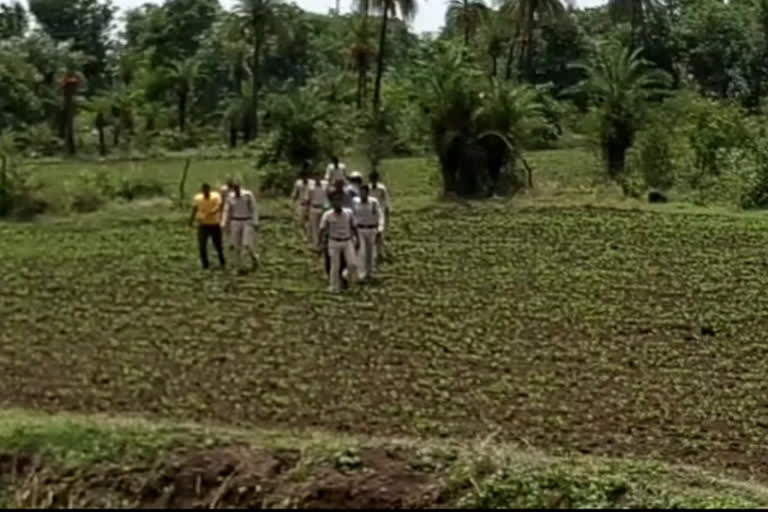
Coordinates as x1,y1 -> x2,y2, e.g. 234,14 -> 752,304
5,0 -> 768,204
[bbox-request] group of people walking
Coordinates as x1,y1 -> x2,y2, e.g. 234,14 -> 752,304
190,156 -> 391,293
293,157 -> 391,293
190,178 -> 259,273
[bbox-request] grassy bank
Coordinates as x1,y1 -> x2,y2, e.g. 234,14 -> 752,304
2,409 -> 767,508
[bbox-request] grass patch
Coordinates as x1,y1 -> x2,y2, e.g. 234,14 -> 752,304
0,410 -> 212,465
1,410 -> 767,508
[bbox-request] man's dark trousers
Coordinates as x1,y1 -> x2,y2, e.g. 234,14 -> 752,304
198,224 -> 226,269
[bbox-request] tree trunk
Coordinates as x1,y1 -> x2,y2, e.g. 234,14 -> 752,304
463,0 -> 470,46
97,122 -> 107,156
178,92 -> 187,133
229,124 -> 238,148
250,32 -> 263,140
372,5 -> 390,113
356,64 -> 364,109
63,90 -> 76,156
113,123 -> 121,147
0,154 -> 8,216
491,55 -> 498,77
524,7 -> 535,82
504,30 -> 518,80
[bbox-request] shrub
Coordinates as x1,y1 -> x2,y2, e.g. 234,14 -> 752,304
114,176 -> 166,201
256,161 -> 296,197
0,166 -> 49,218
627,120 -> 676,191
17,123 -> 63,158
69,185 -> 106,213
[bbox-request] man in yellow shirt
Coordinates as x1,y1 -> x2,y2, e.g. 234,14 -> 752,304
190,183 -> 226,269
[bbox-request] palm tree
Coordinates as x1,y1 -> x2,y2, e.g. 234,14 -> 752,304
165,58 -> 201,133
349,11 -> 376,109
608,0 -> 658,46
570,43 -> 671,181
474,79 -> 544,188
235,0 -> 281,139
501,0 -> 565,82
222,96 -> 245,148
57,65 -> 84,156
446,0 -> 488,46
371,0 -> 418,113
86,94 -> 114,156
479,8 -> 509,77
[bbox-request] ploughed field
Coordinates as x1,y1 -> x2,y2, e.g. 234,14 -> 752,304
3,157 -> 768,476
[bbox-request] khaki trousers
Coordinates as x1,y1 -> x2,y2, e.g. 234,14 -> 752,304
229,220 -> 254,268
357,228 -> 377,279
308,206 -> 324,249
328,239 -> 357,292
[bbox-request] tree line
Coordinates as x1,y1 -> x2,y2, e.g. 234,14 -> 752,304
4,0 -> 768,202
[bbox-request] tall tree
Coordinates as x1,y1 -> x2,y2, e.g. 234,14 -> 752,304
570,43 -> 671,181
446,0 -> 487,46
608,0 -> 658,46
58,64 -> 85,155
0,1 -> 27,39
28,0 -> 115,88
86,94 -> 113,156
349,8 -> 376,109
501,0 -> 565,82
479,8 -> 509,77
122,0 -> 219,67
236,0 -> 281,139
371,0 -> 418,112
166,58 -> 202,133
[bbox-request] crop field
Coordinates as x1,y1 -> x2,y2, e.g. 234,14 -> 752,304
4,149 -> 768,480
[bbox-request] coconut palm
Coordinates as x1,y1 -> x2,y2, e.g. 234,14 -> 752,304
500,0 -> 565,82
570,42 -> 671,181
478,8 -> 509,77
370,0 -> 418,112
235,0 -> 282,139
165,58 -> 202,133
349,12 -> 376,109
446,0 -> 488,46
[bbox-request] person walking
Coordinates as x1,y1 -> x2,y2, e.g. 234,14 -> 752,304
325,155 -> 347,184
190,183 -> 226,270
352,184 -> 382,281
307,172 -> 329,251
219,177 -> 235,249
348,171 -> 363,196
369,171 -> 391,260
221,180 -> 259,273
292,161 -> 312,241
320,191 -> 358,293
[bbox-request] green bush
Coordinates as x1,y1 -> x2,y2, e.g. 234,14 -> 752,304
70,185 -> 106,213
0,166 -> 49,218
256,161 -> 296,197
114,176 -> 166,201
739,142 -> 768,209
627,120 -> 676,191
17,123 -> 63,158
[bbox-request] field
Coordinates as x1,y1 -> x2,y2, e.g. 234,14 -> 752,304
4,148 -> 768,505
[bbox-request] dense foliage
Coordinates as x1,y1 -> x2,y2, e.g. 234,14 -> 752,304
4,0 -> 768,203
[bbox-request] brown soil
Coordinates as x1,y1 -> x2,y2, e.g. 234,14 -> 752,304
1,446 -> 445,509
